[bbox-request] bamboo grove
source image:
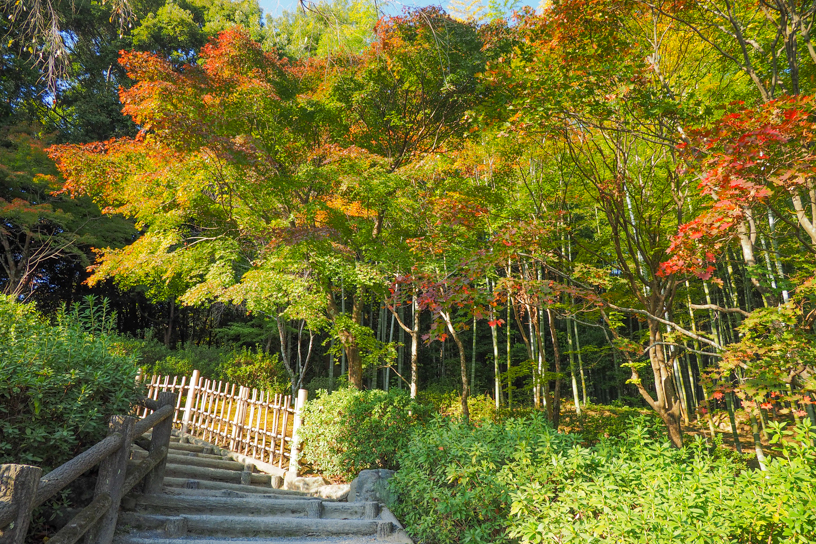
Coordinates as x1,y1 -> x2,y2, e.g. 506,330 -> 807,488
13,0 -> 816,451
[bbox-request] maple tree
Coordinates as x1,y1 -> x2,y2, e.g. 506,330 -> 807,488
22,0 -> 816,470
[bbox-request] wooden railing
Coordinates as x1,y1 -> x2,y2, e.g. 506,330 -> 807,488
140,370 -> 303,471
0,392 -> 176,544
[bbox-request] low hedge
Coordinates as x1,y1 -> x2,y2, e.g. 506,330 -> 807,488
391,414 -> 816,544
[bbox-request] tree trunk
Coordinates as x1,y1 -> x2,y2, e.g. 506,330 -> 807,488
546,308 -> 562,429
441,310 -> 470,423
410,295 -> 420,398
646,321 -> 684,447
327,287 -> 365,389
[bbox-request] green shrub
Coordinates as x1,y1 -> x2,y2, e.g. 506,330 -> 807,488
390,413 -> 561,544
220,347 -> 288,394
138,341 -> 224,379
559,403 -> 658,445
392,414 -> 816,544
299,388 -> 431,481
137,342 -> 288,394
0,296 -> 142,471
417,389 -> 502,422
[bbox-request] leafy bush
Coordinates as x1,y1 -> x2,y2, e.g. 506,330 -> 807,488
391,413 -> 560,544
137,341 -> 288,394
137,341 -> 224,379
0,296 -> 142,471
392,415 -> 816,544
299,388 -> 431,481
559,403 -> 658,445
220,347 -> 288,394
417,385 -> 539,424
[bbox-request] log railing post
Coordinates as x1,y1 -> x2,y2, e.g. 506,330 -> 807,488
0,464 -> 41,544
286,389 -> 309,481
142,392 -> 175,494
181,369 -> 200,437
84,416 -> 133,544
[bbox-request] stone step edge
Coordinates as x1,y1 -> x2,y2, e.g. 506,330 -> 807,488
179,434 -> 288,480
128,494 -> 373,518
117,513 -> 389,538
162,477 -> 309,496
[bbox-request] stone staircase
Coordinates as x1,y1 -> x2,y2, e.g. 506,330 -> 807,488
116,434 -> 411,544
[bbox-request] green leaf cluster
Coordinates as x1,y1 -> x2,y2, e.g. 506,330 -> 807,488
299,388 -> 431,481
0,296 -> 142,471
391,414 -> 816,544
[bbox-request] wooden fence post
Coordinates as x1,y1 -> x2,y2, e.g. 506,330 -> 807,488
84,416 -> 133,544
181,370 -> 200,437
143,392 -> 175,494
0,464 -> 41,544
230,387 -> 249,451
286,389 -> 309,481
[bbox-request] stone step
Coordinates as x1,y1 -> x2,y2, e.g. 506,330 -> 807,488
117,537 -> 389,544
160,485 -> 310,500
162,477 -> 287,495
133,448 -> 227,461
131,494 -> 374,520
168,442 -> 209,453
117,513 -> 390,538
165,453 -> 247,471
164,463 -> 272,485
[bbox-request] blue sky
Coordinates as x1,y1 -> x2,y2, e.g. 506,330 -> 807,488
256,0 -> 450,19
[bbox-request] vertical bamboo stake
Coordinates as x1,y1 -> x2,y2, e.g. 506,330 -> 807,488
271,394 -> 281,463
216,383 -> 230,447
170,376 -> 181,422
224,384 -> 236,447
181,369 -> 200,437
286,389 -> 309,481
278,396 -> 290,469
245,389 -> 257,455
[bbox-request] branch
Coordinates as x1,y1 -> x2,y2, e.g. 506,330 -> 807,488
689,303 -> 750,317
606,302 -> 723,351
644,341 -> 722,357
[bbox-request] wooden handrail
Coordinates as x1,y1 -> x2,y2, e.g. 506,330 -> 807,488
133,405 -> 173,437
0,392 -> 176,544
35,433 -> 124,510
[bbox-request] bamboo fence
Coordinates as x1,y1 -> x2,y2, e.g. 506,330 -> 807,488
139,370 -> 297,469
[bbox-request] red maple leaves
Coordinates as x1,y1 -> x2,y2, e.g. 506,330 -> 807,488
662,95 -> 816,277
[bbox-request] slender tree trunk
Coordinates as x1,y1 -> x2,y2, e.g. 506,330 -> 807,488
743,372 -> 767,468
506,295 -> 513,408
488,280 -> 501,409
398,306 -> 405,390
386,307 -> 395,392
567,317 -> 581,415
546,308 -> 562,429
441,310 -> 470,423
164,300 -> 175,348
328,337 -> 335,393
341,279 -> 347,377
726,392 -> 743,454
573,319 -> 588,406
471,314 -> 477,394
411,294 -> 420,398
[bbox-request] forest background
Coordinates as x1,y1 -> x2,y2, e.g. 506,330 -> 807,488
3,0 -> 816,540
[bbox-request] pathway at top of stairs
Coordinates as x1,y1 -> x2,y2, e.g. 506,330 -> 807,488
116,433 -> 412,544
